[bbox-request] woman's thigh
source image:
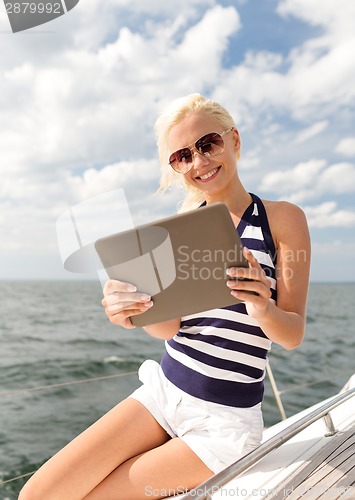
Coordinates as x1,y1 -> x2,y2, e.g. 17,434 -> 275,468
84,436 -> 214,500
19,398 -> 171,500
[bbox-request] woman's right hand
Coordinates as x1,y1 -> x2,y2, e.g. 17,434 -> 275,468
102,279 -> 153,329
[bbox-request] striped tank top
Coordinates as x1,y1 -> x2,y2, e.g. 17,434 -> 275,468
160,193 -> 277,408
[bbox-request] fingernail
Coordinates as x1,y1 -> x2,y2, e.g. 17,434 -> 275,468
127,284 -> 137,292
140,294 -> 151,301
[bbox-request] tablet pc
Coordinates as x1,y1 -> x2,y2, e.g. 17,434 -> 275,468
95,202 -> 248,327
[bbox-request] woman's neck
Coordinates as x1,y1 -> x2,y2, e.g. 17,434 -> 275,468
204,178 -> 252,219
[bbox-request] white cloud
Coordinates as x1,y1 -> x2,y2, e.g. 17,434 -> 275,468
214,0 -> 355,126
0,158 -> 180,254
66,159 -> 161,202
304,202 -> 355,228
0,4 -> 243,264
295,120 -> 329,144
1,4 -> 241,180
214,57 -> 288,124
336,137 -> 355,157
277,0 -> 355,38
173,5 -> 241,90
318,162 -> 355,194
239,150 -> 261,170
0,0 -> 354,279
243,51 -> 283,72
259,159 -> 327,196
259,160 -> 355,202
0,0 -> 215,55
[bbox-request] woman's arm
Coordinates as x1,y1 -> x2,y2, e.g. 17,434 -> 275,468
143,318 -> 181,340
227,201 -> 311,350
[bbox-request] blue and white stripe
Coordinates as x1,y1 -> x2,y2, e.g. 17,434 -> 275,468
161,193 -> 277,408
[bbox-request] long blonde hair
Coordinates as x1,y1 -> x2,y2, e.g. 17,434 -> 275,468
155,94 -> 239,212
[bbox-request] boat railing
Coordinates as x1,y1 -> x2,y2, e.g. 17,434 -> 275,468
180,386 -> 355,499
266,361 -> 286,420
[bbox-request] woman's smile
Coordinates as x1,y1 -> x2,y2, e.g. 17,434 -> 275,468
194,166 -> 221,182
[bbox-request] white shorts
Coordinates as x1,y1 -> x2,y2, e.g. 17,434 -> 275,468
129,360 -> 263,474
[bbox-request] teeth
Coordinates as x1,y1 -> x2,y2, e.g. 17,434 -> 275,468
199,168 -> 218,180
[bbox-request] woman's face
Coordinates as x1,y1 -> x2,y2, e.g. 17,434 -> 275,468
167,112 -> 240,198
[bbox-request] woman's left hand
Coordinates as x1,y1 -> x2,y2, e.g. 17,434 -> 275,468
226,247 -> 272,320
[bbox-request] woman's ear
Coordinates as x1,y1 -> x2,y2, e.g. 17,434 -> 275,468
233,129 -> 241,151
233,129 -> 241,161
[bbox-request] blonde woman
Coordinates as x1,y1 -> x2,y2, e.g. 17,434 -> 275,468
20,94 -> 310,500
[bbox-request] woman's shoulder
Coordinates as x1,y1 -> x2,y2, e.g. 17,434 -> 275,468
261,199 -> 309,245
262,199 -> 306,220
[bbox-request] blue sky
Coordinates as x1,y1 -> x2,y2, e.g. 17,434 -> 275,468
0,0 -> 354,282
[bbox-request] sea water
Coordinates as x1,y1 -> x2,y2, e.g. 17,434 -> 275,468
0,281 -> 354,498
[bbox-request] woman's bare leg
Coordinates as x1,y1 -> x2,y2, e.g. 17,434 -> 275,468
19,398 -> 172,500
84,437 -> 214,500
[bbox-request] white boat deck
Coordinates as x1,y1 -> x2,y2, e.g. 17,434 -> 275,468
180,383 -> 355,500
270,425 -> 354,499
211,392 -> 355,499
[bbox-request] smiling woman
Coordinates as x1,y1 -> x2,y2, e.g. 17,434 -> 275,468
19,94 -> 311,500
156,95 -> 242,213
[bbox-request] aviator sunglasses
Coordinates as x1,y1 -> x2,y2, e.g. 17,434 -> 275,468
169,127 -> 234,174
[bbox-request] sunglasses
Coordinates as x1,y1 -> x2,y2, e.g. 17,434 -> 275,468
169,127 -> 234,174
